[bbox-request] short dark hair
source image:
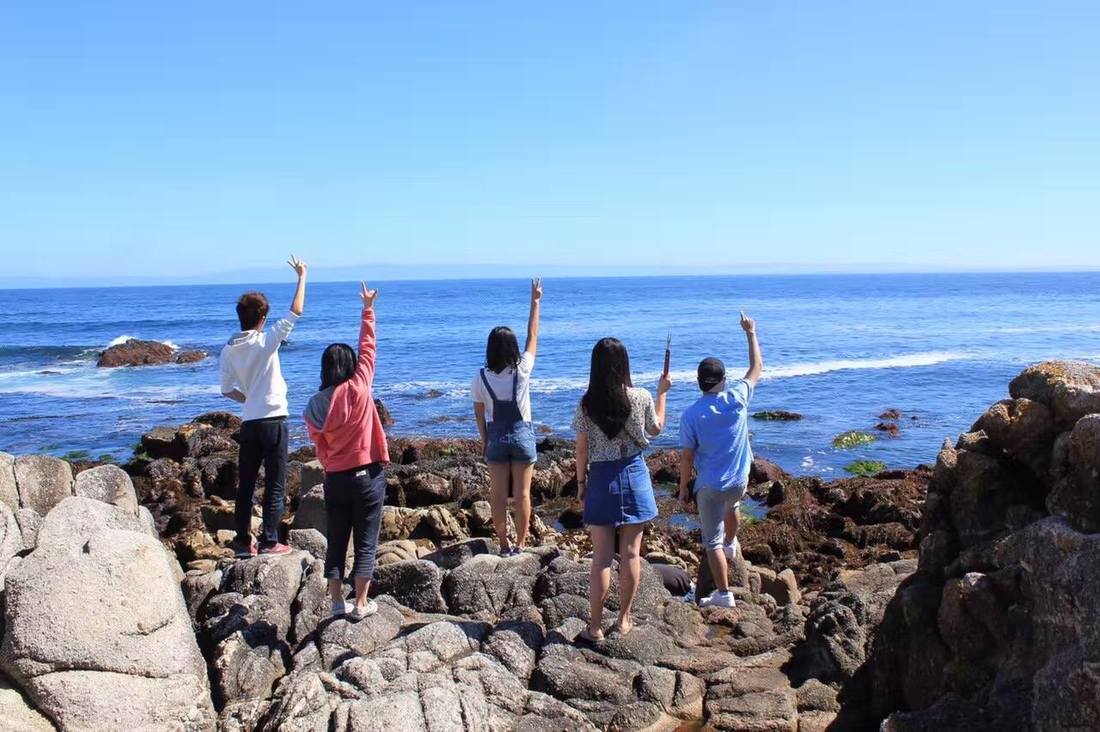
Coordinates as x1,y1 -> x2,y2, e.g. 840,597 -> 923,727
320,343 -> 356,389
236,292 -> 270,330
485,326 -> 521,373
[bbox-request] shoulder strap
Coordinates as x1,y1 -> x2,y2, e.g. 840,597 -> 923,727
479,369 -> 500,403
511,368 -> 519,401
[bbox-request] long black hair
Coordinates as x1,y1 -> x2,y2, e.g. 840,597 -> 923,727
320,343 -> 356,389
485,326 -> 521,374
581,337 -> 633,439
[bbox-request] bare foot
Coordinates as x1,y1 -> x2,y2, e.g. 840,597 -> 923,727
579,626 -> 604,644
611,616 -> 634,636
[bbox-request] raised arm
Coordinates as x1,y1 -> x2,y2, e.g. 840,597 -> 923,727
740,311 -> 762,387
353,282 -> 379,387
524,278 -> 542,357
263,257 -> 308,354
646,375 -> 672,436
288,255 -> 308,316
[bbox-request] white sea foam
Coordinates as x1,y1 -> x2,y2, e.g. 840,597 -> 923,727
761,352 -> 964,379
0,367 -> 81,381
989,324 -> 1100,334
0,373 -> 218,401
106,334 -> 179,350
378,351 -> 965,398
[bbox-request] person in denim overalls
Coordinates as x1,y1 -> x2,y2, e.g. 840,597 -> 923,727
473,279 -> 542,556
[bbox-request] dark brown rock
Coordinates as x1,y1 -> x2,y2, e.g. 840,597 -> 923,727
875,422 -> 900,437
174,350 -> 207,364
96,338 -> 175,368
374,399 -> 394,426
750,458 -> 790,485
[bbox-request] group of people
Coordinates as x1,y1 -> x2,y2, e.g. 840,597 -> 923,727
218,257 -> 763,636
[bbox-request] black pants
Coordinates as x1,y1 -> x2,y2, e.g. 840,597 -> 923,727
235,416 -> 288,546
324,463 -> 385,581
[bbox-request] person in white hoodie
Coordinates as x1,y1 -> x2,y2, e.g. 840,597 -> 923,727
220,256 -> 308,558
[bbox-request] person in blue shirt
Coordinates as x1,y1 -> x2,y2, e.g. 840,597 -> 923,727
678,311 -> 763,608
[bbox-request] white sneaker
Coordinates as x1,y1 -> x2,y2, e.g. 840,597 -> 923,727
699,590 -> 736,609
331,600 -> 352,618
347,598 -> 379,621
723,537 -> 741,562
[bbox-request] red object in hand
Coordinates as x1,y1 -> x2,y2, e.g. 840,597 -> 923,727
662,334 -> 671,377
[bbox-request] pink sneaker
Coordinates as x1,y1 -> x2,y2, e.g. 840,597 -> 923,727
231,539 -> 257,559
259,542 -> 292,556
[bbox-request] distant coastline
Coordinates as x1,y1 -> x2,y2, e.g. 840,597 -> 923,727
4,265 -> 1100,290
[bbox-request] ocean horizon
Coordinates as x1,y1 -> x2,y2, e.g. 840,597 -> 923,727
2,271 -> 1098,475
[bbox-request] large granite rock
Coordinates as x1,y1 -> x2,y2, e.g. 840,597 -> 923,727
12,455 -> 73,515
371,559 -> 447,613
0,502 -> 22,582
868,361 -> 1100,729
0,452 -> 17,512
0,676 -> 53,731
74,463 -> 140,514
0,518 -> 214,729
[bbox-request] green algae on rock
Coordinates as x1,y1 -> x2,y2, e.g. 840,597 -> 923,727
843,460 -> 887,476
832,431 -> 877,449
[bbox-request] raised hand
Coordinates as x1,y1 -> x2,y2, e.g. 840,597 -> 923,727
657,373 -> 672,395
360,281 -> 378,309
530,277 -> 543,303
740,310 -> 755,334
287,255 -> 308,278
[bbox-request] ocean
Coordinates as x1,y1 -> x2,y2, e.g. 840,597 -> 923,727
1,273 -> 1098,476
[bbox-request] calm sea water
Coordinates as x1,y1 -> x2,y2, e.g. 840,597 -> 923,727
1,273 -> 1098,476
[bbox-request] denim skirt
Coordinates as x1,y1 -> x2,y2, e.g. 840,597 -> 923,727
583,452 -> 658,527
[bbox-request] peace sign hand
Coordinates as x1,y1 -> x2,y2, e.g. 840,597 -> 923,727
287,255 -> 308,277
531,277 -> 543,303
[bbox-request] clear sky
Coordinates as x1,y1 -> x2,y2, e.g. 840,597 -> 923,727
1,2 -> 1098,284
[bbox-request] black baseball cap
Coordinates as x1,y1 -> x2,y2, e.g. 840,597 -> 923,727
697,357 -> 726,391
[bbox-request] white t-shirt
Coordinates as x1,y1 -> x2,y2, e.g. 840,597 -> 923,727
471,351 -> 534,422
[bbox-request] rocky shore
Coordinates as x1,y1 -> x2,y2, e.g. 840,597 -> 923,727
0,360 -> 1097,730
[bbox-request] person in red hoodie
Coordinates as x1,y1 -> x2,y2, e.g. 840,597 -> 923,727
304,282 -> 390,620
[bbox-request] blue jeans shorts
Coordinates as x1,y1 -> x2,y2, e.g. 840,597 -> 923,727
484,421 -> 538,464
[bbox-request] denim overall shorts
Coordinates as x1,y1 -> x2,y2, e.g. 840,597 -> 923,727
480,368 -> 537,464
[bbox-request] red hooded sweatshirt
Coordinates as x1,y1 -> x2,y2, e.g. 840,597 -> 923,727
303,306 -> 390,471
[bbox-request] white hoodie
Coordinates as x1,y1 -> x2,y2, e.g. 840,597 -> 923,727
219,312 -> 299,422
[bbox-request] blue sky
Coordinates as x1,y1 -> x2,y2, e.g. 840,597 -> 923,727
1,2 -> 1097,284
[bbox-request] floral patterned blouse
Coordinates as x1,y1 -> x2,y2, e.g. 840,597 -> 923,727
572,387 -> 658,463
